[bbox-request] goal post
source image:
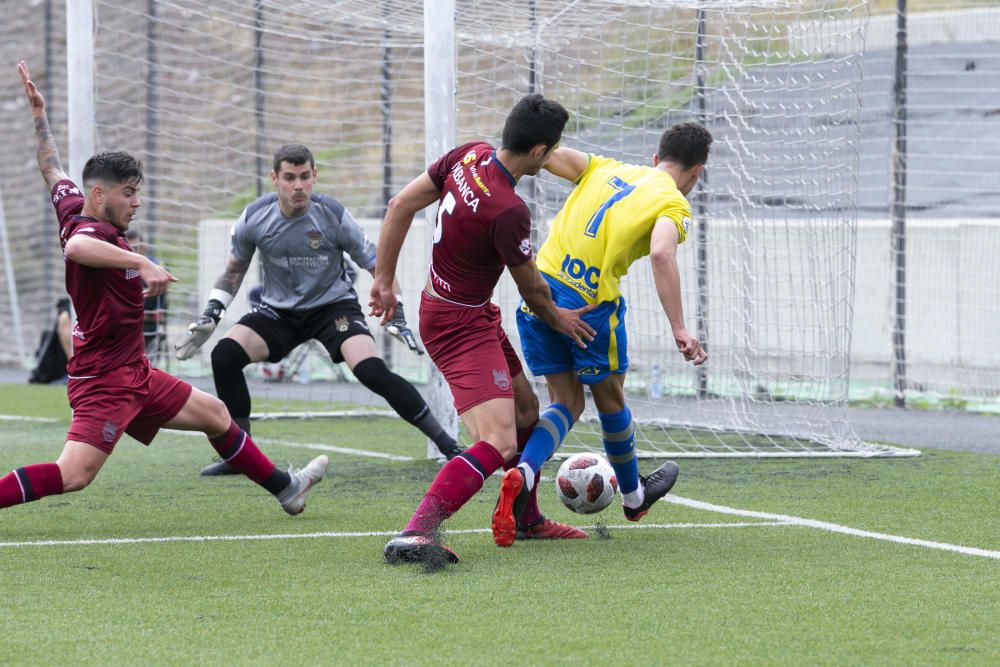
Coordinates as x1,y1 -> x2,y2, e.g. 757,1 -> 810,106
423,0 -> 461,459
13,0 -> 917,457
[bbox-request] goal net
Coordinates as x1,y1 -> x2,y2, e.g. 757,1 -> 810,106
451,0 -> 912,457
0,0 -> 916,457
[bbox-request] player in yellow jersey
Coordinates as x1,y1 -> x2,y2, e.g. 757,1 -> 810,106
491,123 -> 712,545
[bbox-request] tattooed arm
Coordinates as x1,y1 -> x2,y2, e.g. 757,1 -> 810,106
213,254 -> 251,299
18,61 -> 69,190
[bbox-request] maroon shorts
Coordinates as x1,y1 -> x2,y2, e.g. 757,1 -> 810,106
66,358 -> 193,454
419,292 -> 523,415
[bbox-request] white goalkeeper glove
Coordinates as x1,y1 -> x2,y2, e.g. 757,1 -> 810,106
386,301 -> 424,356
174,298 -> 225,360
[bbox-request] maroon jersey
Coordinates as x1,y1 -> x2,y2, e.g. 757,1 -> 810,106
426,142 -> 534,305
51,179 -> 145,377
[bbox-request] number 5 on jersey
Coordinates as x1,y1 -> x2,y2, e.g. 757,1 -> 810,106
584,176 -> 634,237
434,192 -> 457,244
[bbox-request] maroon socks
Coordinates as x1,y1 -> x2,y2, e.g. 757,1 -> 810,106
405,440 -> 506,535
0,463 -> 64,509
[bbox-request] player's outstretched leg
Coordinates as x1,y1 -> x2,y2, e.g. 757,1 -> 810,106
202,338 -> 255,476
623,461 -> 679,522
275,455 -> 330,516
384,440 -> 506,564
0,463 -> 64,509
352,357 -> 464,460
207,419 -> 328,515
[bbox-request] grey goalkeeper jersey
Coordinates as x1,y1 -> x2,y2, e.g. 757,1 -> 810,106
231,193 -> 376,310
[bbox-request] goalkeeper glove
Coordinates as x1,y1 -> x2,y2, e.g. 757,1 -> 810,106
174,299 -> 225,360
386,301 -> 424,356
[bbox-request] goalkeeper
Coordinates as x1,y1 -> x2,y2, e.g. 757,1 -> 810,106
177,144 -> 463,474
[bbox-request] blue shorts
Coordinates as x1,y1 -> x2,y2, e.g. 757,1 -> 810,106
516,274 -> 628,385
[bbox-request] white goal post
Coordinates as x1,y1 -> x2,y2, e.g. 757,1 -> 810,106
30,0 -> 918,457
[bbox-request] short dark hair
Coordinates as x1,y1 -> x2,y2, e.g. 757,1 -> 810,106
657,123 -> 713,170
82,151 -> 143,188
501,94 -> 569,154
273,144 -> 314,173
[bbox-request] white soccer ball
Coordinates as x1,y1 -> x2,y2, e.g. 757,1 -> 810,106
555,453 -> 618,514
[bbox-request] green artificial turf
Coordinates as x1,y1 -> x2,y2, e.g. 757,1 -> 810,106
0,384 -> 997,665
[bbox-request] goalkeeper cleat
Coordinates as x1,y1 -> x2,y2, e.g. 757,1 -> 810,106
200,457 -> 239,476
384,531 -> 459,565
515,517 -> 589,541
491,467 -> 529,548
623,461 -> 680,522
276,455 -> 329,516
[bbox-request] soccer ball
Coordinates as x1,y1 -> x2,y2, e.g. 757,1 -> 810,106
555,453 -> 618,514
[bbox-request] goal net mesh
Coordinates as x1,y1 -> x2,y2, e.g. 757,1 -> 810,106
0,0 -> 916,457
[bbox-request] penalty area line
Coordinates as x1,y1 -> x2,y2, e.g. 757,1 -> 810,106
668,495 -> 1000,560
0,521 -> 786,549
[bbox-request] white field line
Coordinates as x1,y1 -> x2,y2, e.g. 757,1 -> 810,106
163,429 -> 414,462
16,427 -> 998,560
0,414 -> 58,422
667,495 -> 1000,560
0,521 -> 786,549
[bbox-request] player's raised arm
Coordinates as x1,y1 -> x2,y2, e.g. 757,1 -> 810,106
543,146 -> 589,183
508,259 -> 595,349
19,61 -> 69,190
370,171 -> 440,324
650,215 -> 706,365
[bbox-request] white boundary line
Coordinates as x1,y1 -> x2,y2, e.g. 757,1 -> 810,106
0,521 -> 786,549
163,429 -> 414,462
1,493 -> 997,559
12,427 -> 997,560
667,495 -> 1000,560
0,414 -> 58,423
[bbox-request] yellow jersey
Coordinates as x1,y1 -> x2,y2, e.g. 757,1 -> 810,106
536,154 -> 692,304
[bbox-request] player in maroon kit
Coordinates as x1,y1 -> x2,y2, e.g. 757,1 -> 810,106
0,61 -> 327,516
370,94 -> 596,564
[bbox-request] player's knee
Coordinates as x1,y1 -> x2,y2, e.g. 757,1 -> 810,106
60,463 -> 99,492
211,338 -> 251,377
203,394 -> 232,435
352,356 -> 391,390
